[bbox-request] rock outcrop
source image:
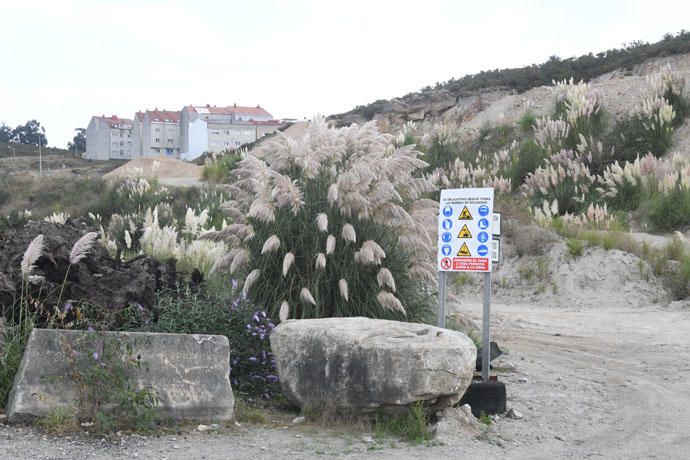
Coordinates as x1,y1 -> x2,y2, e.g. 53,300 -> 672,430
270,317 -> 476,414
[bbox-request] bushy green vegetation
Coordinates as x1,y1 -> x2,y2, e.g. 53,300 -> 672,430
342,31 -> 690,121
373,401 -> 431,444
220,119 -> 437,323
201,152 -> 243,183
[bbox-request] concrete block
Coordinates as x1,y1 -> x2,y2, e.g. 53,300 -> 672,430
6,329 -> 233,423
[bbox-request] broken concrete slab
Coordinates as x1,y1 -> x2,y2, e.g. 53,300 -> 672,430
270,317 -> 476,414
6,329 -> 233,423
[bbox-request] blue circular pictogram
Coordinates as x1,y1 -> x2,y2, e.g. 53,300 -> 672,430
478,205 -> 489,216
478,218 -> 489,230
442,206 -> 453,217
441,232 -> 452,243
478,231 -> 489,243
441,244 -> 452,256
477,244 -> 489,256
442,219 -> 453,230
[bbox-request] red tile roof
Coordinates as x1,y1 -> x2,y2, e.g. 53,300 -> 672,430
98,115 -> 132,127
146,109 -> 180,123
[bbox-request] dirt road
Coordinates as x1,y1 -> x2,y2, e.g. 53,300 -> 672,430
2,302 -> 689,459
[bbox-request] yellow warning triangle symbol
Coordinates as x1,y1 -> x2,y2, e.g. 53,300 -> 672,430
458,206 -> 473,220
457,224 -> 472,239
457,242 -> 471,257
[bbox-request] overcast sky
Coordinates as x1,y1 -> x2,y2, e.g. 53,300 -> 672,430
1,0 -> 689,148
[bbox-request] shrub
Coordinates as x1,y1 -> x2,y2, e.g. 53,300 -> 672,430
645,185 -> 690,231
519,110 -> 537,132
138,285 -> 280,400
509,138 -> 547,189
209,118 -> 437,322
202,152 -> 242,183
566,238 -> 584,257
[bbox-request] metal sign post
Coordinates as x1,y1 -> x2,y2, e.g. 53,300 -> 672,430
482,271 -> 491,380
438,271 -> 446,328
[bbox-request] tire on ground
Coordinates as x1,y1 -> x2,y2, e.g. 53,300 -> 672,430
459,379 -> 507,417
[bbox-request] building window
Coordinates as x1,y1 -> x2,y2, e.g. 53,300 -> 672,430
167,139 -> 173,144
211,131 -> 219,135
155,138 -> 160,143
155,128 -> 160,132
225,130 -> 230,134
120,141 -> 123,146
166,148 -> 173,154
120,150 -> 125,155
112,142 -> 118,148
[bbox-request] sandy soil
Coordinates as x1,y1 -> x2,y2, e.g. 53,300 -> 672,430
103,157 -> 202,183
2,299 -> 689,459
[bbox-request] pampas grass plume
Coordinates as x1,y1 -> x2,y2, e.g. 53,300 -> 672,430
243,269 -> 261,294
21,234 -> 45,279
342,223 -> 356,243
377,291 -> 406,315
300,287 -> 316,305
279,301 -> 290,322
315,253 -> 326,270
339,279 -> 349,302
377,267 -> 396,292
316,213 -> 328,232
326,235 -> 336,255
261,235 -> 281,254
283,252 -> 295,277
70,232 -> 99,264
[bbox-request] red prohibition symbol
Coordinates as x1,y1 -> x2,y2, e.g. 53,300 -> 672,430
440,257 -> 452,270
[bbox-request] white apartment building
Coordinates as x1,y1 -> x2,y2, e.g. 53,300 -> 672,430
179,104 -> 281,160
132,109 -> 181,158
84,115 -> 133,160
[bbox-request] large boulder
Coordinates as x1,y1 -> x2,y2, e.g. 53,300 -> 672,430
6,329 -> 234,423
270,317 -> 476,413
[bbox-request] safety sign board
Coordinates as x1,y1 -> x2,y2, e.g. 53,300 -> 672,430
437,188 -> 494,272
491,238 -> 500,263
492,212 -> 501,236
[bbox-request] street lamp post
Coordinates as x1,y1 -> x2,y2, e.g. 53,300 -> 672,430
38,139 -> 42,176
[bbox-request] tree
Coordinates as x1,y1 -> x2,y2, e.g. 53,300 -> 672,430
11,120 -> 47,147
0,123 -> 11,142
67,128 -> 86,153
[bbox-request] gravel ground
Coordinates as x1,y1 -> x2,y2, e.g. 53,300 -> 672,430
3,300 -> 690,459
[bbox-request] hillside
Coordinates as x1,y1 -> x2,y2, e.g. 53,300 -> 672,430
329,31 -> 690,127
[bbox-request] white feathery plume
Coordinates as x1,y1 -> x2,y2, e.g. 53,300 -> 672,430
124,230 -> 132,249
300,287 -> 316,306
69,232 -> 99,264
283,252 -> 295,277
342,223 -> 356,243
279,301 -> 290,322
315,253 -> 326,270
261,235 -> 281,254
376,291 -> 406,315
21,234 -> 45,279
230,248 -> 250,274
377,268 -> 396,292
339,279 -> 349,302
243,269 -> 261,295
327,184 -> 339,204
315,213 -> 328,232
326,235 -> 336,254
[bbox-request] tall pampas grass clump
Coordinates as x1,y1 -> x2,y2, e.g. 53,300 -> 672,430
207,117 -> 437,322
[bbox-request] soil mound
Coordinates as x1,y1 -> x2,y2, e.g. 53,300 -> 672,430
103,157 -> 202,181
0,220 -> 174,318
